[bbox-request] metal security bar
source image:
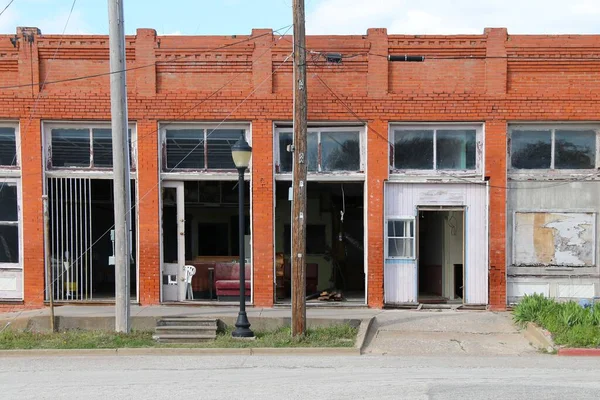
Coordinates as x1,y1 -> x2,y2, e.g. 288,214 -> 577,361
47,177 -> 92,301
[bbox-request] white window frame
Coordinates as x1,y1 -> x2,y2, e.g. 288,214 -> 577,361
508,123 -> 600,176
0,178 -> 22,271
44,121 -> 137,171
274,125 -> 365,179
389,123 -> 484,178
159,122 -> 252,178
0,122 -> 20,172
385,216 -> 416,260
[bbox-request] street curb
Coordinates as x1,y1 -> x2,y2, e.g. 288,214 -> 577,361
523,322 -> 555,353
354,317 -> 374,354
0,346 -> 359,357
557,348 -> 600,357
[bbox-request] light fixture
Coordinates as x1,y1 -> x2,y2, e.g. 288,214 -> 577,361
231,133 -> 252,170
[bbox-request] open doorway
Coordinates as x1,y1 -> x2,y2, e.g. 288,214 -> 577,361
161,180 -> 250,302
47,178 -> 137,301
274,181 -> 365,305
417,209 -> 464,304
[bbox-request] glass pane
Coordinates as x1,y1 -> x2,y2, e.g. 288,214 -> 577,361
555,130 -> 595,169
162,188 -> 178,263
511,130 -> 551,169
321,131 -> 360,171
51,128 -> 90,167
165,129 -> 205,170
0,183 -> 17,221
394,130 -> 434,169
436,129 -> 476,170
388,220 -> 405,237
388,238 -> 413,258
0,225 -> 18,263
207,129 -> 242,169
0,127 -> 17,166
278,132 -> 293,172
308,132 -> 318,172
92,128 -> 113,167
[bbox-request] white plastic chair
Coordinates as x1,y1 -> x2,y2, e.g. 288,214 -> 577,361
184,265 -> 196,300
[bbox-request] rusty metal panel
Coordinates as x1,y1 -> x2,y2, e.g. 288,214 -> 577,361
514,212 -> 595,266
384,182 -> 488,304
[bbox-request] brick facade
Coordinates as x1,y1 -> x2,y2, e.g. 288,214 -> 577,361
1,26 -> 599,311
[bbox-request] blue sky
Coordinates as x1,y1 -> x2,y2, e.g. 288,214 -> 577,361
0,0 -> 599,36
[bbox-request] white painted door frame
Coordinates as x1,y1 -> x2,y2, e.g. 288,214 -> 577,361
161,181 -> 185,302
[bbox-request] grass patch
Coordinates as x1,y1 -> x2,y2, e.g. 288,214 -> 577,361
0,324 -> 357,350
513,294 -> 600,348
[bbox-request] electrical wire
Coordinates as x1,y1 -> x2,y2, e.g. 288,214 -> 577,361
0,0 -> 14,19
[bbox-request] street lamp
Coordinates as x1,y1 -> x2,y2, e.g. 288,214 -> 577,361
231,133 -> 254,338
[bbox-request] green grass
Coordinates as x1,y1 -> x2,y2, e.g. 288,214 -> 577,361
513,294 -> 600,348
0,324 -> 357,350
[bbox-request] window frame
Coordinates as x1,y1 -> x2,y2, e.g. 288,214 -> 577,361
389,123 -> 484,177
159,122 -> 252,174
0,178 -> 22,270
385,216 -> 416,260
508,123 -> 600,175
274,125 -> 365,176
0,122 -> 20,171
44,121 -> 137,171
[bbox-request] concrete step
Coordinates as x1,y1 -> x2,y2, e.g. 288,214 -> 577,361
155,325 -> 217,335
152,333 -> 217,343
157,318 -> 218,327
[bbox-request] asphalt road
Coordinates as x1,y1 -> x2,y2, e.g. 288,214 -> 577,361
2,354 -> 600,400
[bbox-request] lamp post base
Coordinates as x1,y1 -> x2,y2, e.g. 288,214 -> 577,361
232,311 -> 254,338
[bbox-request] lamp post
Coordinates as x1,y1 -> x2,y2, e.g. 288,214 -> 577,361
231,133 -> 254,338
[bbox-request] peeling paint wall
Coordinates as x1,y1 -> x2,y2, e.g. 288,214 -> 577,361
514,212 -> 594,266
507,181 -> 600,302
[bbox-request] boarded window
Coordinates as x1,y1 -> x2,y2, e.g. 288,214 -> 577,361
386,219 -> 415,258
513,212 -> 594,266
393,128 -> 477,171
277,129 -> 361,173
0,128 -> 17,167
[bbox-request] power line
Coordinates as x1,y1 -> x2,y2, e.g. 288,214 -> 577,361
0,0 -> 14,19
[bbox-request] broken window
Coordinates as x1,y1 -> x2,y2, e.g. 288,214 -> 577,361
48,125 -> 134,169
510,126 -> 597,170
0,127 -> 17,167
164,127 -> 246,171
0,182 -> 19,264
392,126 -> 478,171
277,128 -> 362,173
386,218 -> 415,258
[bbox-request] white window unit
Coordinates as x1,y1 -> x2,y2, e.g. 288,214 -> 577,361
385,217 -> 416,259
389,123 -> 484,177
44,122 -> 137,171
275,125 -> 365,176
508,123 -> 600,174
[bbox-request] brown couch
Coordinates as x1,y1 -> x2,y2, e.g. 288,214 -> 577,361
214,263 -> 251,300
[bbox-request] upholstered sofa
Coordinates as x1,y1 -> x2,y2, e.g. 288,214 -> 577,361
214,263 -> 251,300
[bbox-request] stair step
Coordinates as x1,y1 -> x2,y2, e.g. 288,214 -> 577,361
153,333 -> 217,343
155,326 -> 217,335
157,318 -> 218,327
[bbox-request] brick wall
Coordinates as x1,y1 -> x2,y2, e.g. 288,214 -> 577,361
2,25 -> 600,311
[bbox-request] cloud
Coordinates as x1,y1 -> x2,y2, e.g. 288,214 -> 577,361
307,0 -> 600,35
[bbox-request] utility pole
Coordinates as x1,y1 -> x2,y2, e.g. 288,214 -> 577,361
108,0 -> 131,333
291,0 -> 308,337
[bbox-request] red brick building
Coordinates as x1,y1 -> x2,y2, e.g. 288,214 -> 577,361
1,26 -> 599,311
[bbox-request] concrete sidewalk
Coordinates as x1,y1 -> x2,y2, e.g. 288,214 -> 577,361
363,309 -> 537,356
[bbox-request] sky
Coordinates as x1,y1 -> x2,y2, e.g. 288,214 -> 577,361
0,0 -> 599,36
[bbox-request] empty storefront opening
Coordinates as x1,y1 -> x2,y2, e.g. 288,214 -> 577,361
47,178 -> 137,301
274,182 -> 365,304
161,180 -> 251,302
418,209 -> 464,303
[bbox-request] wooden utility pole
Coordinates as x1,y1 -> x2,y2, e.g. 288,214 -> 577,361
108,0 -> 131,333
42,195 -> 55,333
291,0 -> 308,337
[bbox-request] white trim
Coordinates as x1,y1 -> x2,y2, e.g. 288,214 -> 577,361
389,122 -> 485,179
0,178 -> 22,272
0,121 -> 20,171
384,216 -> 416,260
